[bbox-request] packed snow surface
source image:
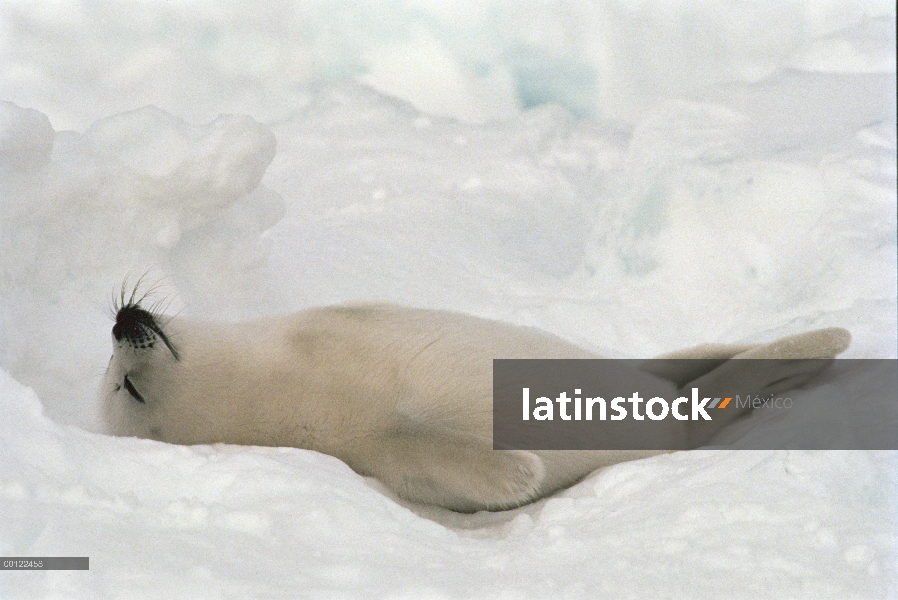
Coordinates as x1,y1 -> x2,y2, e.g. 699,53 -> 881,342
0,1 -> 896,598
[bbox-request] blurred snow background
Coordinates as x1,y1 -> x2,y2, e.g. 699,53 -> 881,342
0,1 -> 895,598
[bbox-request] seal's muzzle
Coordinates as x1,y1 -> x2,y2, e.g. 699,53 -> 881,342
113,304 -> 179,360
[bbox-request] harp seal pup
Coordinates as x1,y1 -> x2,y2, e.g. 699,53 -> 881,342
100,294 -> 850,512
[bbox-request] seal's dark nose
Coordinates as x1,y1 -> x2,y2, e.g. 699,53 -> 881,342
113,305 -> 155,345
113,304 -> 180,360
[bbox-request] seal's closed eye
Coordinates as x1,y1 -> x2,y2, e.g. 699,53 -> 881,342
123,375 -> 145,403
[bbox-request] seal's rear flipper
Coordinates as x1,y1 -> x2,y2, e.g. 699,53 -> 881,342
732,327 -> 851,360
643,328 -> 851,387
365,422 -> 545,513
679,327 -> 851,447
642,343 -> 757,387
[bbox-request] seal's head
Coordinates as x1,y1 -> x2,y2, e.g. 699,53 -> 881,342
101,286 -> 181,438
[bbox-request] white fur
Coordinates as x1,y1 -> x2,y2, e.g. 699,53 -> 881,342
101,303 -> 850,512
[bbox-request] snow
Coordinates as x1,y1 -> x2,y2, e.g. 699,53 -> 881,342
0,1 -> 895,598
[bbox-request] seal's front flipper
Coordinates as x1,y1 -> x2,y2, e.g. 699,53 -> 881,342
365,422 -> 545,513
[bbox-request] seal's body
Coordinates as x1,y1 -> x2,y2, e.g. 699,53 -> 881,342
101,300 -> 850,512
